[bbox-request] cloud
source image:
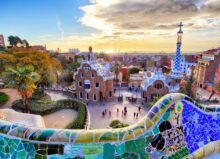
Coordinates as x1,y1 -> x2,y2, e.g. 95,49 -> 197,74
79,0 -> 220,38
56,17 -> 65,40
42,0 -> 220,53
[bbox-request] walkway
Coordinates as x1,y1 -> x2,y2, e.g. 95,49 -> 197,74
0,88 -> 21,109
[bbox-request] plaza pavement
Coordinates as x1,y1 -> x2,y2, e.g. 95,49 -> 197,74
87,89 -> 150,129
0,89 -> 150,129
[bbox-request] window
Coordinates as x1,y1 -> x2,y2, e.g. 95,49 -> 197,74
92,73 -> 95,77
81,73 -> 84,77
84,80 -> 91,89
94,94 -> 96,101
96,83 -> 99,87
87,93 -> 89,100
154,83 -> 163,89
79,81 -> 82,87
83,66 -> 91,71
109,91 -> 112,97
79,92 -> 83,99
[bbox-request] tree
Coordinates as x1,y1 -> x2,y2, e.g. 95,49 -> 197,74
208,80 -> 220,101
74,55 -> 85,62
216,80 -> 220,92
3,66 -> 40,113
180,72 -> 196,100
22,40 -> 29,48
124,67 -> 141,82
128,67 -> 141,75
0,48 -> 62,87
8,36 -> 23,47
114,63 -> 121,82
67,62 -> 80,71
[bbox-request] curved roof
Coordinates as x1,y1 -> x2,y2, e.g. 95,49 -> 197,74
141,70 -> 168,90
75,60 -> 114,81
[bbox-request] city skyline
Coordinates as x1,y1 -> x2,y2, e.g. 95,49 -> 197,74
1,0 -> 220,53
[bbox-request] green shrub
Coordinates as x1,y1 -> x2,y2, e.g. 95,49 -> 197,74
12,98 -> 87,129
0,92 -> 9,105
110,120 -> 129,128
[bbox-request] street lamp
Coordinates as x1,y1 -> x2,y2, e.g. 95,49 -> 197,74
136,88 -> 138,99
119,82 -> 121,97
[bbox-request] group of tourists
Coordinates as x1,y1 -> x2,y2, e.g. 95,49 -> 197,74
102,106 -> 142,119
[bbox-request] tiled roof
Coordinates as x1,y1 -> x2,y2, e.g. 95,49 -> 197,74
76,60 -> 114,81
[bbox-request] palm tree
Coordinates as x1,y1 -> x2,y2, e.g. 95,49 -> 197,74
3,66 -> 40,113
114,63 -> 121,82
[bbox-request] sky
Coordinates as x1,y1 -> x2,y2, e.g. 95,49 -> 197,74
0,0 -> 220,53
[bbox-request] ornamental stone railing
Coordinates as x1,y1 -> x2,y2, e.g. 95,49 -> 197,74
0,93 -> 219,159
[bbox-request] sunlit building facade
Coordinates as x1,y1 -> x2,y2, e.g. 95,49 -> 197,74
74,47 -> 114,102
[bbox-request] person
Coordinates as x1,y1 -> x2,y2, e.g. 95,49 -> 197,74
124,106 -> 127,113
102,111 -> 105,117
138,106 -> 141,112
136,113 -> 139,119
133,112 -> 136,118
122,110 -> 124,117
117,108 -> 119,114
109,110 -> 111,117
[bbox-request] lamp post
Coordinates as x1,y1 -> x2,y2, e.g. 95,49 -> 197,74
136,88 -> 138,99
119,82 -> 121,97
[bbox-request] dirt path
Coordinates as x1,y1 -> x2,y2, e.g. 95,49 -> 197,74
0,88 -> 21,109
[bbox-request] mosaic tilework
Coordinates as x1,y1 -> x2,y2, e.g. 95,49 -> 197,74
0,93 -> 219,159
182,100 -> 220,154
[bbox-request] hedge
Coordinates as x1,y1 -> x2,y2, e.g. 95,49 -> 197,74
0,92 -> 9,105
110,120 -> 129,128
12,99 -> 87,129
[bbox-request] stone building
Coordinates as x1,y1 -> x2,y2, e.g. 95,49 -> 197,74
0,34 -> 5,47
194,48 -> 220,91
74,47 -> 114,102
129,71 -> 144,88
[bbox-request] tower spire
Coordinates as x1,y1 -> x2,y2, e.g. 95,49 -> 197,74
171,22 -> 184,79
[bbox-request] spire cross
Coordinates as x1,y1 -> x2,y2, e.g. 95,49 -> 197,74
178,22 -> 183,31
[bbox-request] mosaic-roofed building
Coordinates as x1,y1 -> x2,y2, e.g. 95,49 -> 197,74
141,69 -> 179,104
74,47 -> 114,102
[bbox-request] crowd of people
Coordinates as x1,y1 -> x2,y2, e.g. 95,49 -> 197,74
102,106 -> 142,120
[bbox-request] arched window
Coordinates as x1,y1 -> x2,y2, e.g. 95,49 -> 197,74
154,83 -> 163,89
